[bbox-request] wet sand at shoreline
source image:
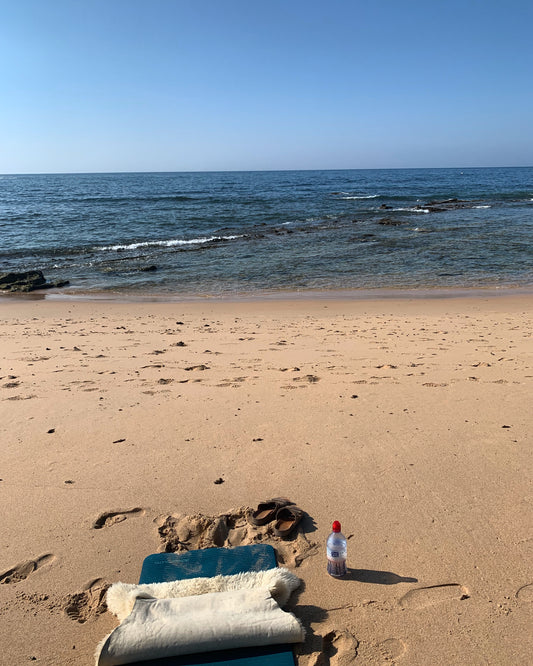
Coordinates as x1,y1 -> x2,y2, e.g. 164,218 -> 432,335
0,294 -> 531,664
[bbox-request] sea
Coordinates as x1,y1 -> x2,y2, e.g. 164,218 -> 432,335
1,167 -> 532,299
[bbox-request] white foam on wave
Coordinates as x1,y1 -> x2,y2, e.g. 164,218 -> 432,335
474,205 -> 491,209
97,235 -> 243,252
393,207 -> 430,213
341,194 -> 379,200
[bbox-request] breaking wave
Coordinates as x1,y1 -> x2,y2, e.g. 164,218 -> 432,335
96,235 -> 244,252
393,207 -> 430,213
339,194 -> 379,200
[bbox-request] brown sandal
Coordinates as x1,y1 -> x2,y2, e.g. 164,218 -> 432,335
273,505 -> 304,537
248,498 -> 293,526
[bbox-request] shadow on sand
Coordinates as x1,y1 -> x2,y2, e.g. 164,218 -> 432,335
342,568 -> 418,584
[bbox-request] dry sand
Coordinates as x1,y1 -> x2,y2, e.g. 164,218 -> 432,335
0,293 -> 531,665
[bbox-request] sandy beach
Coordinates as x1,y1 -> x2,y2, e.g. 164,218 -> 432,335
0,293 -> 531,665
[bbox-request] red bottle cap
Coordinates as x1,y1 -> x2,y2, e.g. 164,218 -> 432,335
332,520 -> 341,532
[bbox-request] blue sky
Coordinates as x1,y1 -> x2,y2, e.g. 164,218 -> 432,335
1,0 -> 532,173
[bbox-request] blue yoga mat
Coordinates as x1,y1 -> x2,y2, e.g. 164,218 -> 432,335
134,544 -> 296,666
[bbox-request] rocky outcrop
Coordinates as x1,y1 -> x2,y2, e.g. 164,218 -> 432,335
0,271 -> 70,293
417,199 -> 480,213
380,199 -> 482,214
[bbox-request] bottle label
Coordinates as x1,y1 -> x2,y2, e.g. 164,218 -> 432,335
327,557 -> 347,577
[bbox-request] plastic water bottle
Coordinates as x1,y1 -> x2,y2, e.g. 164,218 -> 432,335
327,520 -> 347,577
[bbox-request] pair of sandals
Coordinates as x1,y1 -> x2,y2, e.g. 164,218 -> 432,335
249,497 -> 304,537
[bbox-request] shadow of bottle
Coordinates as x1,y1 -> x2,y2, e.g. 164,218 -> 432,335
342,568 -> 418,584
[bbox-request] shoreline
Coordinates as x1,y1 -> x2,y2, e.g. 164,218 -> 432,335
2,283 -> 533,305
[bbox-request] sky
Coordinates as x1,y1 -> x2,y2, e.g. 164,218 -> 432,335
1,0 -> 532,173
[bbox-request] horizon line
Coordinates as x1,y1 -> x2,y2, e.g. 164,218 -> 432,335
1,164 -> 532,177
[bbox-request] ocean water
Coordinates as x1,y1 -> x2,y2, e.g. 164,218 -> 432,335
0,167 -> 532,298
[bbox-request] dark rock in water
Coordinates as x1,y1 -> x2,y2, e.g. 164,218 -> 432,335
0,271 -> 69,292
139,265 -> 157,272
375,198 -> 479,216
378,218 -> 403,226
423,198 -> 478,213
350,234 -> 376,243
427,198 -> 462,205
0,270 -> 46,291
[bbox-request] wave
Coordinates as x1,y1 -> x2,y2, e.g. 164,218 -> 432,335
392,208 -> 430,213
473,205 -> 491,209
336,193 -> 379,199
96,234 -> 244,252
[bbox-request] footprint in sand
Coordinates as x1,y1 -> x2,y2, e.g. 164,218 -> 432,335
156,506 -> 318,568
293,375 -> 320,384
356,637 -> 406,664
5,394 -> 36,401
307,629 -> 359,665
92,507 -> 146,529
0,554 -> 56,584
63,578 -> 109,623
378,638 -> 406,661
216,376 -> 248,387
399,583 -> 469,609
516,583 -> 533,603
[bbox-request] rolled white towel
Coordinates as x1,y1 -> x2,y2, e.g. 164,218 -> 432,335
106,567 -> 301,621
96,586 -> 305,666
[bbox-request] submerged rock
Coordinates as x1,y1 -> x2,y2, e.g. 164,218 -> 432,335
0,271 -> 70,293
378,218 -> 404,226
